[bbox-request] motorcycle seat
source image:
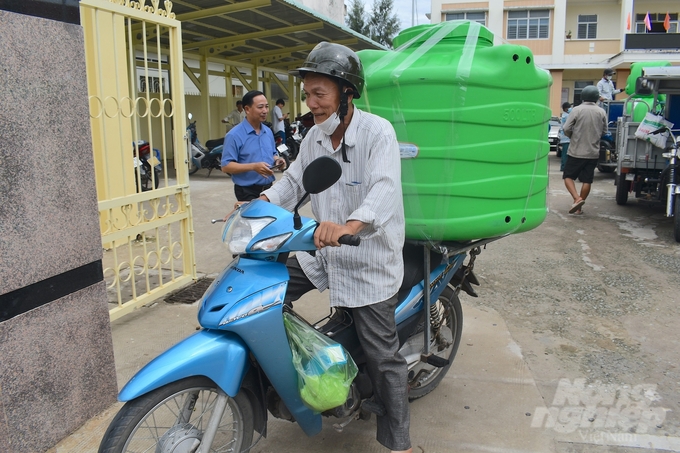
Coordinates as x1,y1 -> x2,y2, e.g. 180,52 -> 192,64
205,138 -> 225,151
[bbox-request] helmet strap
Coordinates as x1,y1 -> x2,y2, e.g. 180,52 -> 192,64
339,83 -> 351,163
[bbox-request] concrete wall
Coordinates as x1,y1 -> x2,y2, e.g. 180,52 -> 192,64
0,10 -> 117,453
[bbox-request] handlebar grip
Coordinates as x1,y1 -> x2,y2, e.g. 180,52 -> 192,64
338,234 -> 361,246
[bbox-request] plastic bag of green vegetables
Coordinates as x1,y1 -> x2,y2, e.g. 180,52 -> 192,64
282,312 -> 358,412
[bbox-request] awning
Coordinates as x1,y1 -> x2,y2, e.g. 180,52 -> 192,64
169,0 -> 387,71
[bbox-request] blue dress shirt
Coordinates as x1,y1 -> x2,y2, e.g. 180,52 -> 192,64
221,120 -> 277,187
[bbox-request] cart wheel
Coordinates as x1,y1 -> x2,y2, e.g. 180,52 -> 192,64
616,173 -> 630,205
674,198 -> 680,242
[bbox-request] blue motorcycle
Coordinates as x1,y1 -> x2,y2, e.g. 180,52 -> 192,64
99,156 -> 489,453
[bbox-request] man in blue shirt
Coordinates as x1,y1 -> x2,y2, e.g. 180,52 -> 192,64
221,90 -> 286,201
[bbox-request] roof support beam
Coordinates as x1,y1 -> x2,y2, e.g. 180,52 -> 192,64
183,61 -> 201,92
176,0 -> 271,22
243,38 -> 358,65
232,67 -> 255,92
193,22 -> 324,50
271,73 -> 289,99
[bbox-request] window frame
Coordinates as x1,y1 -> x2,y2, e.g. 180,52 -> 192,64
577,14 -> 598,39
506,9 -> 550,40
445,11 -> 487,26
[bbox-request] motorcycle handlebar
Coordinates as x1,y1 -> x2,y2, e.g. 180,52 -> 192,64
338,234 -> 361,246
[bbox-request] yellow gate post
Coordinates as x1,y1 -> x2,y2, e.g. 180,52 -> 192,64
80,0 -> 197,321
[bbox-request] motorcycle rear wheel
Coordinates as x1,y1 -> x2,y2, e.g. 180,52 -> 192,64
403,285 -> 462,400
99,376 -> 254,453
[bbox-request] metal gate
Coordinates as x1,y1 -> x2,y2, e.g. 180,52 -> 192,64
80,0 -> 196,320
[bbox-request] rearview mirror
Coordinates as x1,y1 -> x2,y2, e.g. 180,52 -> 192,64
293,156 -> 342,229
302,156 -> 342,194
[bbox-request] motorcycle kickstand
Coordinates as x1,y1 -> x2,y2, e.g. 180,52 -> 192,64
332,412 -> 360,433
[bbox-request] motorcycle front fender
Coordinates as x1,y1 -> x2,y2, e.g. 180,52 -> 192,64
118,329 -> 249,402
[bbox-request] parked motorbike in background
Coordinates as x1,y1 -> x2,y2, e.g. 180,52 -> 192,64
597,125 -> 617,173
187,113 -> 224,177
98,156 -> 488,453
284,119 -> 300,160
264,120 -> 291,170
133,140 -> 161,192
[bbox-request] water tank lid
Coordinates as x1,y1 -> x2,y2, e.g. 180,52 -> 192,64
393,21 -> 495,49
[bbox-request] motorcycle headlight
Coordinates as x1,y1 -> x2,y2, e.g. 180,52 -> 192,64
222,211 -> 275,254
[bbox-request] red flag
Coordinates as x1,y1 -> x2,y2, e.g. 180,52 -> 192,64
664,12 -> 671,32
626,12 -> 631,31
644,12 -> 652,31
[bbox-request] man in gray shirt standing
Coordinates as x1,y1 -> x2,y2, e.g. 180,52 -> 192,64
563,85 -> 608,214
597,68 -> 622,108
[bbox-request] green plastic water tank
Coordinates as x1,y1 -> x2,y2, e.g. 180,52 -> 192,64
355,21 -> 552,241
625,60 -> 670,121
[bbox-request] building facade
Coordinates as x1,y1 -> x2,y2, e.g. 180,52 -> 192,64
430,0 -> 680,115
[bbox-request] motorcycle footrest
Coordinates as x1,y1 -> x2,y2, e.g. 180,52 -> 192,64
361,400 -> 386,417
424,354 -> 450,368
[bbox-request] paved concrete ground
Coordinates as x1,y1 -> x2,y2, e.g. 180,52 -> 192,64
49,154 -> 667,453
50,297 -> 553,453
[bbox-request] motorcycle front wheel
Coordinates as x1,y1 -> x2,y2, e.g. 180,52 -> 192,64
402,285 -> 462,400
99,376 -> 254,453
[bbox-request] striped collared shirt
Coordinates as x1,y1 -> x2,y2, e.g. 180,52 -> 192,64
263,108 -> 405,308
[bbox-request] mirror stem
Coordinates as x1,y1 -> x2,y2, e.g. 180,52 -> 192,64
293,193 -> 309,230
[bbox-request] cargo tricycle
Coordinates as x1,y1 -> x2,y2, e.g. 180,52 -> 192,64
615,66 -> 680,241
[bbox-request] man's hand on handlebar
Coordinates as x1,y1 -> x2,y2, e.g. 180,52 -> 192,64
314,220 -> 365,249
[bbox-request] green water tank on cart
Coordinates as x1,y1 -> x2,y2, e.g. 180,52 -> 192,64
355,21 -> 553,241
624,60 -> 671,121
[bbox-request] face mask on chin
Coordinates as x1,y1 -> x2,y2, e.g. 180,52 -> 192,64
606,76 -> 612,81
316,109 -> 341,136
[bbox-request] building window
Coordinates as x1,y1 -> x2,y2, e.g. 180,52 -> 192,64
577,15 -> 597,39
139,76 -> 168,94
507,10 -> 550,40
635,13 -> 679,33
445,11 -> 486,26
574,81 -> 594,106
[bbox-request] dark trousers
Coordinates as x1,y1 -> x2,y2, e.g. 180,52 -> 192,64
234,183 -> 272,201
284,256 -> 411,451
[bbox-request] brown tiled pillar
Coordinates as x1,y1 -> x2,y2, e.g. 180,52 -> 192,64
0,9 -> 117,453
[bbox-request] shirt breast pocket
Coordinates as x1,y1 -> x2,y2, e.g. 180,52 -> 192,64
342,181 -> 364,212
